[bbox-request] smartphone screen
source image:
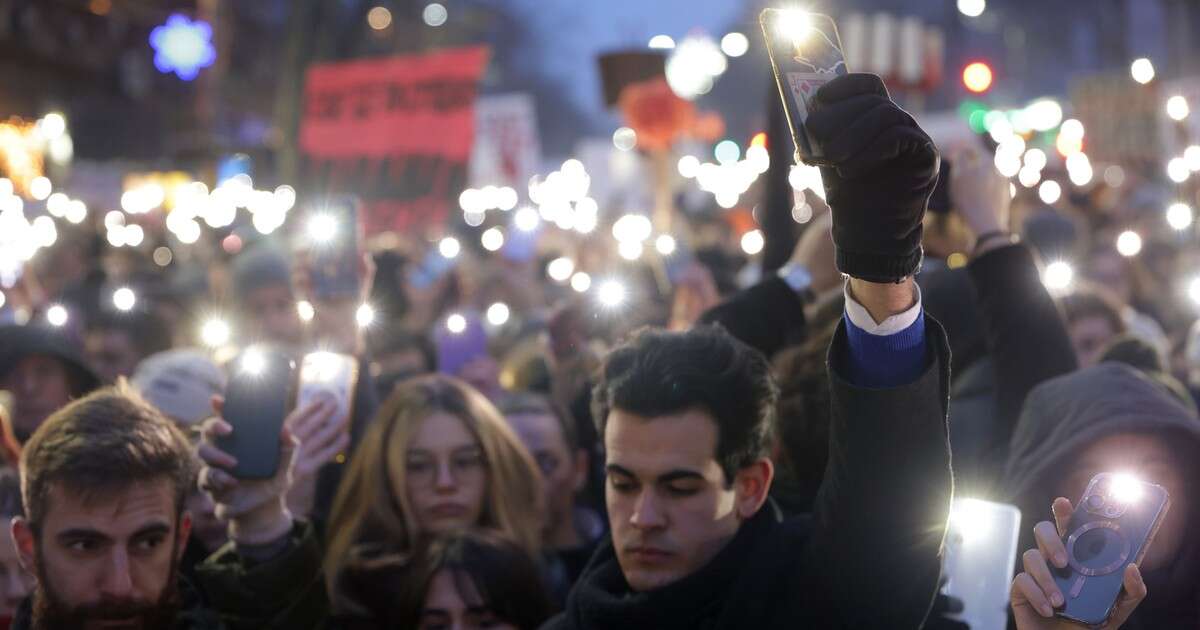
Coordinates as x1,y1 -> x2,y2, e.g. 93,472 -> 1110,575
1053,473 -> 1170,627
217,348 -> 296,479
309,195 -> 362,300
941,498 -> 1022,630
297,350 -> 358,425
760,9 -> 848,165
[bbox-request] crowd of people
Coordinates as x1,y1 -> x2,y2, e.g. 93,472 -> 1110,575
0,71 -> 1197,630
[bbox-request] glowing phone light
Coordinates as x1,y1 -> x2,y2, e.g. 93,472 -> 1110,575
776,10 -> 812,42
1110,474 -> 1143,503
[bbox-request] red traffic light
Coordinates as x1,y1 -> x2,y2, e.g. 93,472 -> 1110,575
962,61 -> 994,93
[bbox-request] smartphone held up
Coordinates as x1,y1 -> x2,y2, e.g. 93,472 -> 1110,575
760,9 -> 847,166
305,195 -> 363,301
216,347 -> 297,480
1053,473 -> 1169,627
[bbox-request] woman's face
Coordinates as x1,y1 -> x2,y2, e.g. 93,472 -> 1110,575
399,412 -> 488,535
1056,432 -> 1191,572
418,569 -> 517,630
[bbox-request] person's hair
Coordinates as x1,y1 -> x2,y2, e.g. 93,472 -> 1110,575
0,467 -> 23,519
85,309 -> 174,361
373,326 -> 436,374
398,530 -> 552,628
769,295 -> 844,514
498,392 -> 579,453
0,405 -> 22,468
1061,284 -> 1128,334
592,325 -> 778,483
19,381 -> 197,533
325,375 -> 543,615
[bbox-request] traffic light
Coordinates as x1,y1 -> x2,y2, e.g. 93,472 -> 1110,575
962,61 -> 993,93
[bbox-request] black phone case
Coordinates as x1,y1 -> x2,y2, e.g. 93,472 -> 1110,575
311,195 -> 361,300
1053,473 -> 1170,627
216,349 -> 296,480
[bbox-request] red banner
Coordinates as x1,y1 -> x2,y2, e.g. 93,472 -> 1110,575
300,47 -> 489,234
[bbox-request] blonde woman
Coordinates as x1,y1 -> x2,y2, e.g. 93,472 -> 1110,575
324,374 -> 544,617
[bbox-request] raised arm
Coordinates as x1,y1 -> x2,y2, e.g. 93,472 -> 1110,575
795,73 -> 953,627
952,148 -> 1077,481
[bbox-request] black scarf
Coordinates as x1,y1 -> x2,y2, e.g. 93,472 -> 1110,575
558,505 -> 779,630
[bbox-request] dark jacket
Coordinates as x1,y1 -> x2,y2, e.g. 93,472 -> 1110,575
1004,363 -> 1200,629
544,316 -> 954,629
15,521 -> 330,630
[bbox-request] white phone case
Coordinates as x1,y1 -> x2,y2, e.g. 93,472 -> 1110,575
941,498 -> 1023,630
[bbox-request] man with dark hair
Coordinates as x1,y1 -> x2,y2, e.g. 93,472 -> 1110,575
231,242 -> 304,352
9,383 -> 325,630
84,310 -> 174,385
0,325 -> 101,443
547,74 -> 953,628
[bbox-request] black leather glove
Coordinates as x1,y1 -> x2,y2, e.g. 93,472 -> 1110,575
806,73 -> 940,283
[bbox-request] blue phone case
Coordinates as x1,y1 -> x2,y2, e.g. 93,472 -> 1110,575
1053,473 -> 1170,627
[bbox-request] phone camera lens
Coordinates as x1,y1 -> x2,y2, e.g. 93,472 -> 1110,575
1086,494 -> 1106,510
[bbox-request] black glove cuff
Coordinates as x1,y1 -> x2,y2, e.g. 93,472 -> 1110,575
835,245 -> 924,283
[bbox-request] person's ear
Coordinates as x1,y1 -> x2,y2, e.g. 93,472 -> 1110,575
572,449 -> 590,493
733,458 -> 774,520
12,517 -> 35,575
176,512 -> 193,563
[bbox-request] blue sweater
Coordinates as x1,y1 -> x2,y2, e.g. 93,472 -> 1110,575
843,310 -> 928,388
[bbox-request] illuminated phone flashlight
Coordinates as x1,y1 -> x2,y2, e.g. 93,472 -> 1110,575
486,302 -> 510,327
446,313 -> 467,334
597,280 -> 627,307
776,9 -> 812,43
949,497 -> 993,544
112,287 -> 137,312
1110,473 -> 1144,503
307,213 -> 338,245
200,317 -> 232,348
240,348 -> 267,376
356,303 -> 376,328
297,300 -> 315,322
438,237 -> 461,259
46,304 -> 69,327
304,351 -> 341,382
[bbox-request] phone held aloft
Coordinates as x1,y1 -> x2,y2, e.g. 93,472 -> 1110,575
1053,473 -> 1170,627
760,9 -> 848,166
307,195 -> 363,300
297,351 -> 359,430
217,347 -> 297,480
942,498 -> 1022,630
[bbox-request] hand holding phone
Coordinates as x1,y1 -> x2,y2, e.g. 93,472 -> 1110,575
215,347 -> 297,479
761,9 -> 848,165
1010,475 -> 1164,629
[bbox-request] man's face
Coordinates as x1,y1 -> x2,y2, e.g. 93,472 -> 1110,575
1069,316 -> 1119,368
243,284 -> 304,348
506,412 -> 585,544
604,408 -> 741,592
1,356 -> 74,443
1057,432 -> 1190,573
84,330 -> 141,385
14,478 -> 192,630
